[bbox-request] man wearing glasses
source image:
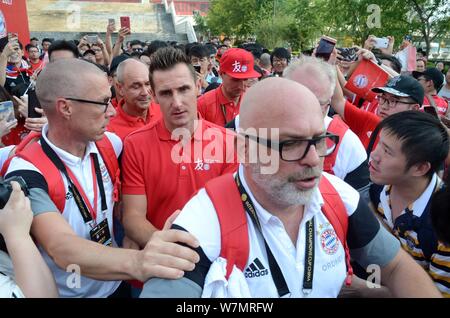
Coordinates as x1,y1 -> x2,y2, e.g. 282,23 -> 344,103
332,75 -> 423,150
4,59 -> 200,298
283,56 -> 369,196
270,47 -> 291,77
141,77 -> 440,298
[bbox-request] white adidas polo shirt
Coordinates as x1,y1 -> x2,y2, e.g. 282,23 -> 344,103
174,165 -> 360,298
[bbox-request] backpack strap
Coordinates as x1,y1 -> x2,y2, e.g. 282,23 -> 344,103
205,173 -> 249,280
366,121 -> 383,156
95,136 -> 120,202
0,131 -> 41,176
17,142 -> 66,213
319,175 -> 353,285
323,115 -> 349,174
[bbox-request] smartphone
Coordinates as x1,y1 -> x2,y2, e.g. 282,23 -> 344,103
0,101 -> 16,124
27,89 -> 42,118
194,65 -> 201,73
337,47 -> 358,62
373,37 -> 389,49
120,16 -> 131,33
316,36 -> 337,61
86,35 -> 98,44
423,106 -> 438,118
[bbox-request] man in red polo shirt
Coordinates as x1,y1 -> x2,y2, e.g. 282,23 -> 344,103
197,48 -> 261,126
107,59 -> 161,140
121,47 -> 237,270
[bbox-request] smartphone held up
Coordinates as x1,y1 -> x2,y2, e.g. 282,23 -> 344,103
120,16 -> 131,34
316,36 -> 337,61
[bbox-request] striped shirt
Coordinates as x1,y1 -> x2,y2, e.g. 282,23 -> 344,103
371,174 -> 450,297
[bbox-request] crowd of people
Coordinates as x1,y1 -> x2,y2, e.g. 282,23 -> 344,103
0,20 -> 449,298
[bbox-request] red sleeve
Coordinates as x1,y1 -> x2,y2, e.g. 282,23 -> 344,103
344,101 -> 372,136
121,137 -> 147,195
197,94 -> 207,118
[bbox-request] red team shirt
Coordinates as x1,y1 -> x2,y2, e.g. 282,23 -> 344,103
197,85 -> 242,126
107,99 -> 162,141
121,118 -> 238,230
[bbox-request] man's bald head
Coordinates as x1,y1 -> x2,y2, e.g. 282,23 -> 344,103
239,77 -> 323,133
36,59 -> 108,113
116,58 -> 149,83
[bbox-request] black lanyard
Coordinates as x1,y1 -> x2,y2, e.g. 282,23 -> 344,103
235,174 -> 315,296
40,137 -> 107,224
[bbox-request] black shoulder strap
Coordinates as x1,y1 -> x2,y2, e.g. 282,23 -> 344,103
366,122 -> 383,156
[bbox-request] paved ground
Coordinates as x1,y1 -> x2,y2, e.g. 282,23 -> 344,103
27,0 -> 159,33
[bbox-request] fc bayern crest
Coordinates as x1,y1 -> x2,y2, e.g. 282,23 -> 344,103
353,74 -> 369,89
320,229 -> 339,255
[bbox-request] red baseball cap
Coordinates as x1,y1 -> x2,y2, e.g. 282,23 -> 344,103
220,48 -> 261,79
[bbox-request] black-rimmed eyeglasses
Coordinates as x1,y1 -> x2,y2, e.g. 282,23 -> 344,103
243,133 -> 340,161
64,97 -> 111,113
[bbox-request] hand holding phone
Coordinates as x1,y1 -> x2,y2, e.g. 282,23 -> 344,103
316,36 -> 337,61
86,35 -> 98,44
120,17 -> 131,34
108,18 -> 116,32
373,37 -> 389,49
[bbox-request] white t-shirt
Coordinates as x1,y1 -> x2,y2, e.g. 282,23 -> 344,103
174,167 -> 360,297
0,251 -> 24,298
324,116 -> 367,180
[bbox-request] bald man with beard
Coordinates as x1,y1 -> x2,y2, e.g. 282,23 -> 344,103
140,77 -> 441,298
4,59 -> 200,298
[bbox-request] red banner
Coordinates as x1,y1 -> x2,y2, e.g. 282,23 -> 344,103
0,0 -> 30,46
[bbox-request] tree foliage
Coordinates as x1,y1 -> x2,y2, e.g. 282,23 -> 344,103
204,0 -> 450,54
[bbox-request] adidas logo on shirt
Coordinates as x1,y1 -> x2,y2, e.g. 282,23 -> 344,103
244,258 -> 269,278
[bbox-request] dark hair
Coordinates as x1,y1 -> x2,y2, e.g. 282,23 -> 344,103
146,40 -> 168,57
204,43 -> 217,56
378,111 -> 449,178
27,44 -> 39,52
42,38 -> 53,44
130,40 -> 143,48
188,44 -> 208,59
431,178 -> 450,246
184,42 -> 199,56
48,40 -> 79,60
82,60 -> 109,74
271,47 -> 291,65
375,53 -> 402,73
243,43 -> 263,60
30,37 -> 39,42
149,47 -> 196,88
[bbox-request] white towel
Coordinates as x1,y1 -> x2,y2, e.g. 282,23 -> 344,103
202,257 -> 251,298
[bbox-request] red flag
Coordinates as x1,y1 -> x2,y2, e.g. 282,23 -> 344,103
0,1 -> 30,46
344,59 -> 390,102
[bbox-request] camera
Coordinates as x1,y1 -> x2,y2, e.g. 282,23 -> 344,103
337,47 -> 358,62
0,176 -> 29,209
